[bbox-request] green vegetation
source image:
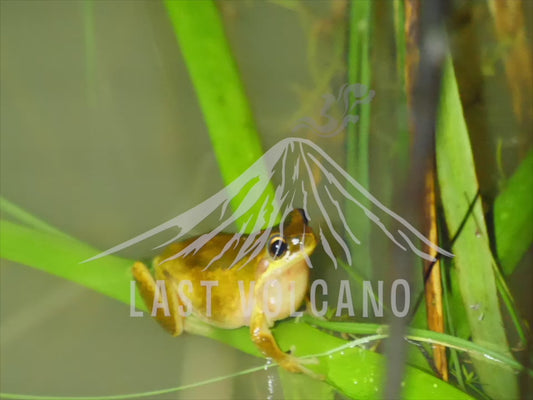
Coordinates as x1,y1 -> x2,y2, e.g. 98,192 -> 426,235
1,1 -> 531,399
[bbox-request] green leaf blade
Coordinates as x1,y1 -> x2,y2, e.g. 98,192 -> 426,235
494,149 -> 533,275
0,220 -> 136,307
436,57 -> 519,399
163,0 -> 276,228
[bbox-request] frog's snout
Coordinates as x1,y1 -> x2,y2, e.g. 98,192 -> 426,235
302,225 -> 318,253
290,208 -> 318,251
308,230 -> 318,249
295,208 -> 309,225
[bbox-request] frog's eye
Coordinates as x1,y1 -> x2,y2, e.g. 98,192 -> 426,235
268,236 -> 287,259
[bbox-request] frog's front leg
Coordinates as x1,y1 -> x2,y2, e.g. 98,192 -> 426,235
250,308 -> 311,374
132,261 -> 183,336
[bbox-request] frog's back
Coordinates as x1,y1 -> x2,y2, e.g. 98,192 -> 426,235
155,233 -> 260,274
153,233 -> 261,328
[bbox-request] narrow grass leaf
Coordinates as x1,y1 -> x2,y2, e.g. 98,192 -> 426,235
494,149 -> 533,275
436,57 -> 519,399
0,196 -> 68,237
346,0 -> 373,279
0,220 -> 136,306
163,0 -> 276,228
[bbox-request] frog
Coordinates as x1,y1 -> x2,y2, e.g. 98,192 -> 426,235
132,208 -> 318,375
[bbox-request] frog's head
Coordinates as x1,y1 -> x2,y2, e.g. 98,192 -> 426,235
261,208 -> 317,275
253,209 -> 317,320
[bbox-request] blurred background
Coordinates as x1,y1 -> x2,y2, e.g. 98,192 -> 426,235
1,0 -> 531,399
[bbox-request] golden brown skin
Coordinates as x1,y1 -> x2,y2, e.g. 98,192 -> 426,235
132,209 -> 317,374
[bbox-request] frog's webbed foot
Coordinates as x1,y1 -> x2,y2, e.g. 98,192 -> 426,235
251,311 -> 324,380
